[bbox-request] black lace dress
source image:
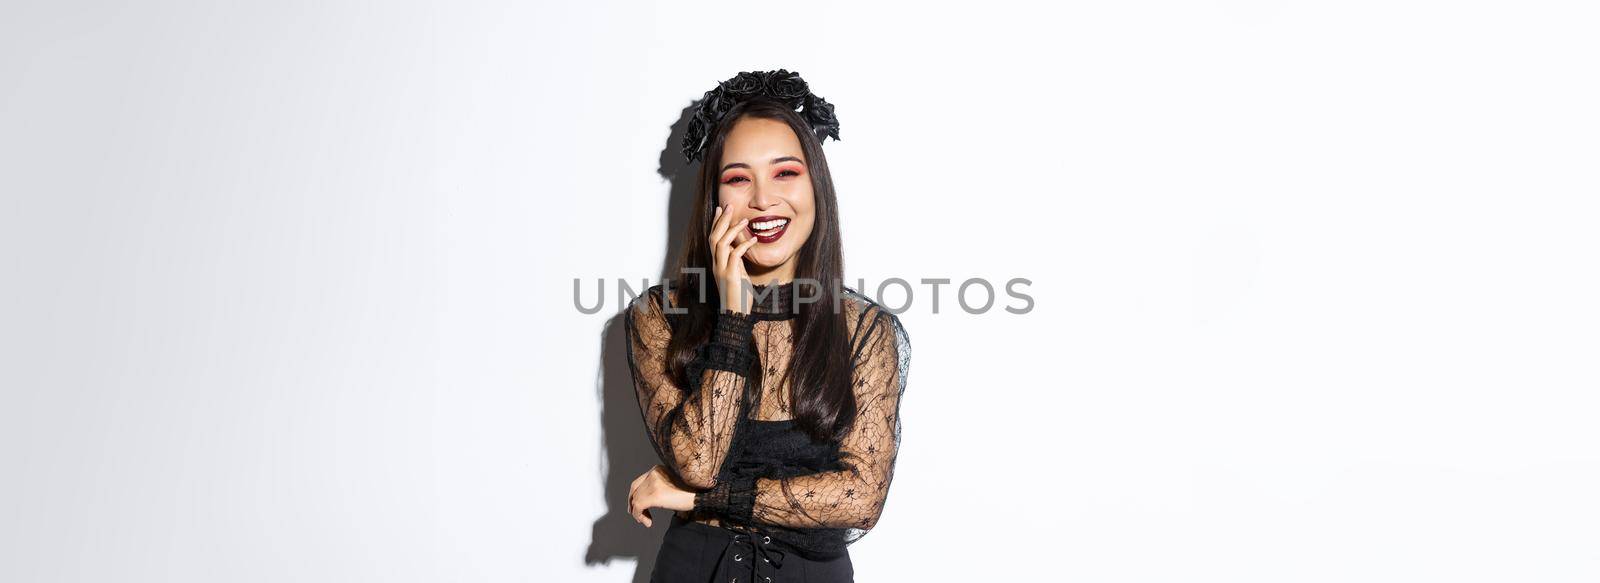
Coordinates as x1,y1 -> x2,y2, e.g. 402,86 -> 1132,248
624,280 -> 911,580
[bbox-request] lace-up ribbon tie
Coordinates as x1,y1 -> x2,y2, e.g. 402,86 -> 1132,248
711,528 -> 786,583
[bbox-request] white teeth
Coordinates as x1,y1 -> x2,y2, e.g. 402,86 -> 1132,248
751,219 -> 789,231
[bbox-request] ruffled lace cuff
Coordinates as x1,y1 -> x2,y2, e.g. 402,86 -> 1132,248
700,310 -> 757,373
692,473 -> 757,521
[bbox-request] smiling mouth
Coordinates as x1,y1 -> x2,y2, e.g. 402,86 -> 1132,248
747,216 -> 790,244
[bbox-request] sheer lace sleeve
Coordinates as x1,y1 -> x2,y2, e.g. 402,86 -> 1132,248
702,302 -> 910,538
624,287 -> 759,489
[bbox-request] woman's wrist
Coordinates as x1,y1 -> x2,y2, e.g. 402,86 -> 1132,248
721,288 -> 752,314
700,310 -> 757,374
691,475 -> 757,520
669,486 -> 697,512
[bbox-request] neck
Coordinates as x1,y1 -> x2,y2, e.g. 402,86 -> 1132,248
744,261 -> 795,287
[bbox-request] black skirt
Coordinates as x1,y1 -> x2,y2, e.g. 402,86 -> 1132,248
650,513 -> 855,583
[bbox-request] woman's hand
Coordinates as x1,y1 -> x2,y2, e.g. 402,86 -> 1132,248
628,464 -> 697,528
710,204 -> 759,314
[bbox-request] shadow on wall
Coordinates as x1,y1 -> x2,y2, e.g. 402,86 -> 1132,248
583,103 -> 698,583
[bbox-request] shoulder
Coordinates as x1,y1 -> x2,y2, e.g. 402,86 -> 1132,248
838,287 -> 909,352
626,284 -> 680,333
837,288 -> 912,389
632,282 -> 694,312
628,283 -> 669,311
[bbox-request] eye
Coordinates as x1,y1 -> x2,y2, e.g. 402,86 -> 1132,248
776,169 -> 801,178
722,175 -> 749,184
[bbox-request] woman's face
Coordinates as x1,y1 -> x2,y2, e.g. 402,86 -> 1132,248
715,116 -> 816,279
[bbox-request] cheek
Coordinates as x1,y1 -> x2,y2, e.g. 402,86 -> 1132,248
716,189 -> 750,205
785,187 -> 817,218
784,188 -> 816,233
785,214 -> 816,248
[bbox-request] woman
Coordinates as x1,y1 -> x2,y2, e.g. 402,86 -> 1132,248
623,70 -> 910,583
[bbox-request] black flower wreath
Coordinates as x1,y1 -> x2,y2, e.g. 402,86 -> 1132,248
681,69 -> 840,164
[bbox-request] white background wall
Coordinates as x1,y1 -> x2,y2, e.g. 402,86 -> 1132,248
3,1 -> 1597,581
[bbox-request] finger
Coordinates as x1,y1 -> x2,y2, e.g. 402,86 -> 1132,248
628,483 -> 642,517
728,228 -> 755,264
716,219 -> 747,272
731,233 -> 759,261
709,209 -> 735,273
627,493 -> 646,525
716,219 -> 747,269
714,225 -> 730,267
719,218 -> 749,251
641,508 -> 653,528
709,204 -> 729,244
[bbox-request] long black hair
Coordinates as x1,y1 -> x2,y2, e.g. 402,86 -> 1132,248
665,98 -> 857,444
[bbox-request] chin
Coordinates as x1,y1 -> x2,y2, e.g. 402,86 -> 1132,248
746,247 -> 798,270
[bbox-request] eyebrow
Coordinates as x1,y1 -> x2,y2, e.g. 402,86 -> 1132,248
720,156 -> 806,172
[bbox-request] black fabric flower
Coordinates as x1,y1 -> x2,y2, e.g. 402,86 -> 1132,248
764,69 -> 810,104
680,69 -> 841,163
803,94 -> 840,142
720,72 -> 765,97
703,86 -> 736,121
681,113 -> 711,164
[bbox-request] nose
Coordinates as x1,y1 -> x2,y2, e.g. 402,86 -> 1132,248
749,178 -> 780,210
